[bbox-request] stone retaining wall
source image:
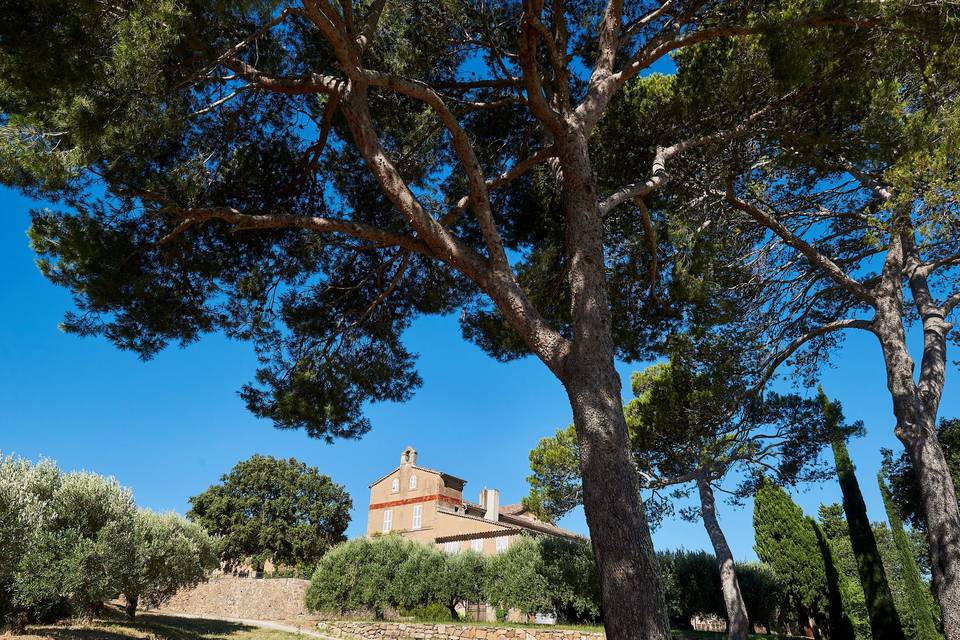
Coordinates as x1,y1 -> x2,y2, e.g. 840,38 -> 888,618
316,621 -> 604,640
156,576 -> 313,622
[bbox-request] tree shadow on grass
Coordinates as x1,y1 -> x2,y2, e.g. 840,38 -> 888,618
29,614 -> 256,640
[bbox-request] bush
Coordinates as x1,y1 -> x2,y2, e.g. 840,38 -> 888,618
405,603 -> 453,622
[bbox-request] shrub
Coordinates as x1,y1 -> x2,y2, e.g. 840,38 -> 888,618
406,603 -> 453,622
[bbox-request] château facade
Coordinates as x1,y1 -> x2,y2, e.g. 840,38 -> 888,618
366,446 -> 584,554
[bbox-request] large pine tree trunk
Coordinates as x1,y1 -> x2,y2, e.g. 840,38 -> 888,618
874,288 -> 960,640
898,414 -> 960,639
558,125 -> 670,640
696,475 -> 750,640
565,367 -> 670,640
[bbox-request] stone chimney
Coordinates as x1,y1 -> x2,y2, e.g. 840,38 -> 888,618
479,488 -> 500,521
400,446 -> 417,466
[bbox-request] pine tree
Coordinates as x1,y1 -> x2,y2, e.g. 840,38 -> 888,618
879,476 -> 942,640
821,391 -> 906,640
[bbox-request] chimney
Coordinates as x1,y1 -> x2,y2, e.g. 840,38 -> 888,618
480,488 -> 500,521
401,446 -> 417,466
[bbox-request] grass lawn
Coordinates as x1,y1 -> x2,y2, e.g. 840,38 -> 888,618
12,613 -> 304,640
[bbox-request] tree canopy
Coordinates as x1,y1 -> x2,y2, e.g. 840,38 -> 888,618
188,454 -> 351,572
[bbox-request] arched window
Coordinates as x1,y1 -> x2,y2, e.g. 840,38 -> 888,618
409,474 -> 417,489
391,477 -> 399,493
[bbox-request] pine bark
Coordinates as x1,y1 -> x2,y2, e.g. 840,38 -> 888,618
872,243 -> 960,640
558,125 -> 670,640
697,475 -> 750,640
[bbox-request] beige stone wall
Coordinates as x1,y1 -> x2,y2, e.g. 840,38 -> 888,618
317,621 -> 604,640
156,576 -> 313,622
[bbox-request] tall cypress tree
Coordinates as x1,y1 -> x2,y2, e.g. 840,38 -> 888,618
820,391 -> 905,640
879,476 -> 942,640
812,517 -> 857,640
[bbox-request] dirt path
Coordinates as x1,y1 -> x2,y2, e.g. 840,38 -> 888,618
149,611 -> 335,639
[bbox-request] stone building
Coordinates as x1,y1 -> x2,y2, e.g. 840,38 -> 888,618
366,446 -> 584,555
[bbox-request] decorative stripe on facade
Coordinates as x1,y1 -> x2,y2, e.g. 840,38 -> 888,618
369,493 -> 462,510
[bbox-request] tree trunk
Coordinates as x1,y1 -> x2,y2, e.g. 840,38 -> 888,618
696,475 -> 750,640
898,415 -> 960,639
124,594 -> 139,619
874,287 -> 960,640
558,124 -> 670,640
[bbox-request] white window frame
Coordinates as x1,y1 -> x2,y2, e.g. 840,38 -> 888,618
472,538 -> 484,553
412,504 -> 422,529
382,509 -> 393,532
391,477 -> 399,493
495,536 -> 508,553
409,474 -> 417,489
444,541 -> 459,554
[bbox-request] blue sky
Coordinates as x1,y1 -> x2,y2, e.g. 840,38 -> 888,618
2,184 -> 957,561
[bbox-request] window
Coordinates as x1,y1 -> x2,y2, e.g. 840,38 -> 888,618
383,509 -> 393,532
412,505 -> 422,529
472,539 -> 483,553
409,474 -> 417,489
391,477 -> 399,493
444,541 -> 459,554
495,536 -> 508,553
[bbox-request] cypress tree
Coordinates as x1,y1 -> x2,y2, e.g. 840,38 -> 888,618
879,475 -> 942,640
754,479 -> 827,635
821,390 -> 906,640
812,517 -> 857,640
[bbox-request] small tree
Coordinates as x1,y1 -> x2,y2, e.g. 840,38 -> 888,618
16,471 -> 138,620
119,510 -> 219,618
484,537 -> 550,621
306,535 -> 417,619
188,455 -> 350,572
443,551 -> 488,621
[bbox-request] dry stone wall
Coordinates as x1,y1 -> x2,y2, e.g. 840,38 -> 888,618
156,576 -> 313,622
316,621 -> 605,640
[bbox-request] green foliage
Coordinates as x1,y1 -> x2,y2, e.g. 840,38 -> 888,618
736,562 -> 785,632
0,454 -> 213,629
657,550 -> 724,627
305,534 -> 599,623
523,425 -> 581,523
879,477 -> 942,640
188,455 -> 351,572
753,479 -> 828,619
119,510 -> 219,617
657,550 -> 786,631
404,603 -> 453,622
485,537 -> 550,617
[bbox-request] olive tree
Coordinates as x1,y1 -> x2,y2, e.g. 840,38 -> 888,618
119,510 -> 219,618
